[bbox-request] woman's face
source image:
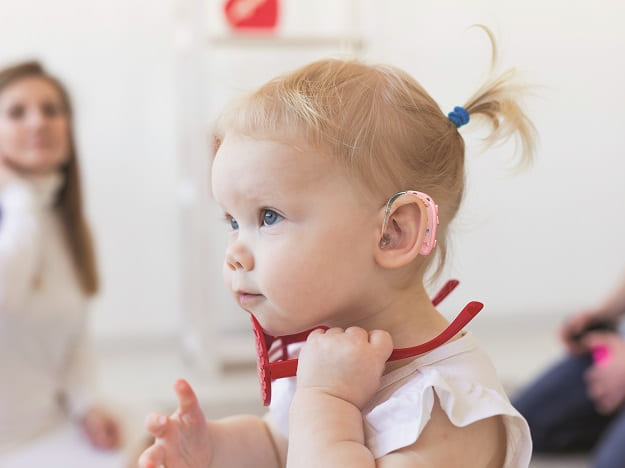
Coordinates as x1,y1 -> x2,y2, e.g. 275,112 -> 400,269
0,76 -> 71,174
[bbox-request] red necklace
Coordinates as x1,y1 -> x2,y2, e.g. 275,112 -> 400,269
252,280 -> 482,405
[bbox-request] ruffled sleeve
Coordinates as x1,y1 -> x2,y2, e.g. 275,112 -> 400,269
363,340 -> 531,467
268,333 -> 532,468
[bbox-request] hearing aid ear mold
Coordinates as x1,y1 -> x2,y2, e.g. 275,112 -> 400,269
380,191 -> 439,255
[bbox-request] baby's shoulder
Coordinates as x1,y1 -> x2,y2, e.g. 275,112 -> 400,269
364,333 -> 531,464
372,331 -> 507,407
376,397 -> 506,468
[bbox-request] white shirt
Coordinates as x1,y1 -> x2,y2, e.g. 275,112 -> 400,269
270,331 -> 532,468
0,175 -> 94,453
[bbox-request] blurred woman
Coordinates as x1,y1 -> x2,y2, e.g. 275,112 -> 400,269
0,61 -> 122,466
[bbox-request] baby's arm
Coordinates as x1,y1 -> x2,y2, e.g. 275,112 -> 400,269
288,329 -> 506,468
288,388 -> 372,467
139,379 -> 283,468
287,327 -> 393,468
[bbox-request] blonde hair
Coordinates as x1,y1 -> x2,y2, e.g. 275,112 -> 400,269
214,31 -> 536,278
0,61 -> 99,295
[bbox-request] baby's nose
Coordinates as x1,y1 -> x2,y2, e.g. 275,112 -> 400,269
225,241 -> 254,271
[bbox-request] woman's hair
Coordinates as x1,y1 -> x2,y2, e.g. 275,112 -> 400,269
0,61 -> 99,295
214,29 -> 536,277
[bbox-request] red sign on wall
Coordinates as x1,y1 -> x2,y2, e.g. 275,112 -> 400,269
223,0 -> 279,31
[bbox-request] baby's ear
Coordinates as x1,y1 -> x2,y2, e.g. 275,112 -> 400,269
374,196 -> 428,269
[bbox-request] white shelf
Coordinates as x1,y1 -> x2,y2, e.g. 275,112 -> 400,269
208,34 -> 365,50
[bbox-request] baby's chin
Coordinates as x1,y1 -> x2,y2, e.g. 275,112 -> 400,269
250,312 -> 323,338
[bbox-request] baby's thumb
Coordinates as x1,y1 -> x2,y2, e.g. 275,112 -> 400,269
138,443 -> 166,468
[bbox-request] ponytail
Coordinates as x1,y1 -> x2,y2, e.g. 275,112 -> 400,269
463,26 -> 537,167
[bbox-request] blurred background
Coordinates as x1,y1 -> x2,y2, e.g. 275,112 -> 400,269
2,0 -> 624,465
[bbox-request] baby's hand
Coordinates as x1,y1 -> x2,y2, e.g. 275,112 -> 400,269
139,379 -> 212,468
296,327 -> 393,409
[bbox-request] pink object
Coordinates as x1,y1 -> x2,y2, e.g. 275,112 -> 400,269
224,0 -> 279,31
252,279 -> 482,406
381,191 -> 439,255
592,345 -> 612,366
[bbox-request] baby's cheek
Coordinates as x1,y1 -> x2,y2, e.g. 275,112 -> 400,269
265,263 -> 305,304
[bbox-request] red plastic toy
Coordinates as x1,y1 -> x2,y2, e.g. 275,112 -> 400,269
252,279 -> 483,405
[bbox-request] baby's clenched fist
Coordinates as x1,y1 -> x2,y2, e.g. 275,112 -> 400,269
296,327 -> 393,409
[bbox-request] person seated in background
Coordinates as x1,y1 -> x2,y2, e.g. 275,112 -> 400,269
514,273 -> 625,468
0,60 -> 124,467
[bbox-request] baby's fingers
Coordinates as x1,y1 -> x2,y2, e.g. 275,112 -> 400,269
345,326 -> 368,341
369,330 -> 393,357
138,443 -> 166,468
174,379 -> 204,424
145,413 -> 169,438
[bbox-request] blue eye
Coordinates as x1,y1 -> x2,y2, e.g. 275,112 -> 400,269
262,209 -> 283,226
229,216 -> 239,230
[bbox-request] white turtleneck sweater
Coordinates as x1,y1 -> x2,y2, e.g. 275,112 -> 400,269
0,174 -> 94,453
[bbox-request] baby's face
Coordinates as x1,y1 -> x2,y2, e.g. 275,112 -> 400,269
212,133 -> 382,336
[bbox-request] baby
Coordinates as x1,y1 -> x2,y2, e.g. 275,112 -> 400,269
140,35 -> 535,468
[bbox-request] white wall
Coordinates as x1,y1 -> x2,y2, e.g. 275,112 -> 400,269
361,0 -> 625,320
1,0 -> 624,346
203,0 -> 625,327
0,0 -> 181,339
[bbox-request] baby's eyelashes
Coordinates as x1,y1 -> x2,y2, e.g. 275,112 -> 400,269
261,209 -> 284,227
222,213 -> 239,231
222,209 -> 284,231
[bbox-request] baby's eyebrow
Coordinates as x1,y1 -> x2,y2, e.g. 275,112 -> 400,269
232,186 -> 284,206
214,189 -> 282,217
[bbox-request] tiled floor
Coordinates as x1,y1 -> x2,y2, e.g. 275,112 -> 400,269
95,312 -> 592,467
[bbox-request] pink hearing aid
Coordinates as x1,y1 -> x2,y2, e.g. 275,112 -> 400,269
252,279 -> 482,406
380,191 -> 439,255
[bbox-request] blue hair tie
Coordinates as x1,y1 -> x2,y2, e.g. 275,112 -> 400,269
447,106 -> 470,128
